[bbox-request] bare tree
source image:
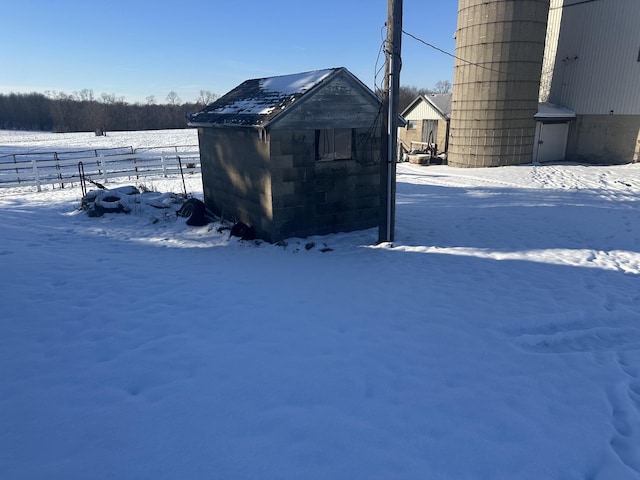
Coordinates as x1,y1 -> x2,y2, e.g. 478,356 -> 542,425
166,91 -> 181,106
100,92 -> 117,104
399,85 -> 433,112
76,89 -> 95,102
49,91 -> 76,132
434,80 -> 452,94
196,89 -> 218,106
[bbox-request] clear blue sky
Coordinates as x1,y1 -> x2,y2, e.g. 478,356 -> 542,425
0,0 -> 458,104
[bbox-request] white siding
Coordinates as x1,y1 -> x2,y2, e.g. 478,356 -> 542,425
404,99 -> 443,122
546,0 -> 640,114
539,0 -> 564,102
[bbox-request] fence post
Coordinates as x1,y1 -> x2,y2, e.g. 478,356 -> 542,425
54,152 -> 64,189
160,155 -> 167,177
99,155 -> 108,185
177,155 -> 187,197
32,158 -> 41,192
12,154 -> 21,184
78,162 -> 86,197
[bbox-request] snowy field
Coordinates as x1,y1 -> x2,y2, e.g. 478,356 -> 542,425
1,129 -> 640,480
0,128 -> 197,156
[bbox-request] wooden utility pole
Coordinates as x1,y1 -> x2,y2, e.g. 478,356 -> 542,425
379,0 -> 403,244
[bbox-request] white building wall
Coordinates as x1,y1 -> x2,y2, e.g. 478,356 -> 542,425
539,0 -> 563,102
404,99 -> 442,121
545,0 -> 640,114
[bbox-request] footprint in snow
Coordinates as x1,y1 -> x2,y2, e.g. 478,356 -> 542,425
512,326 -> 640,354
606,381 -> 640,474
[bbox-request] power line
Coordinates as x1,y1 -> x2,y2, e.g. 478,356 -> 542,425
550,0 -> 599,10
401,29 -> 503,74
374,38 -> 387,95
373,24 -> 387,93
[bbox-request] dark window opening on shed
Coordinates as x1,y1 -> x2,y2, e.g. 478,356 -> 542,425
407,120 -> 418,130
315,128 -> 352,161
637,46 -> 640,62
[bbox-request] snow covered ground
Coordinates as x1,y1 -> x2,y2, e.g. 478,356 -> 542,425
0,129 -> 197,155
1,129 -> 640,479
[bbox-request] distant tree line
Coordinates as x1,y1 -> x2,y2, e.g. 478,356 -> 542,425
0,81 -> 451,133
0,89 -> 218,133
398,80 -> 452,113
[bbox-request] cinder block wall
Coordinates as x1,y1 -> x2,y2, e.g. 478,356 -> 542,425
197,127 -> 273,235
198,127 -> 381,242
567,115 -> 640,165
399,126 -> 423,151
269,128 -> 381,241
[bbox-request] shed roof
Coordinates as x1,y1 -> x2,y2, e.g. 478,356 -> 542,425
535,102 -> 576,120
401,93 -> 452,120
187,67 -> 376,129
424,94 -> 452,119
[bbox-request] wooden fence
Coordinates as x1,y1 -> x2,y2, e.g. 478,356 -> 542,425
0,146 -> 201,191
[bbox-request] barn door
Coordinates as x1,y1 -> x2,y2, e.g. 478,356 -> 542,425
421,120 -> 438,144
535,122 -> 569,163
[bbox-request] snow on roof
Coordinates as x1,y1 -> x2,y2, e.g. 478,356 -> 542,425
186,68 -> 337,127
261,69 -> 333,96
535,102 -> 576,119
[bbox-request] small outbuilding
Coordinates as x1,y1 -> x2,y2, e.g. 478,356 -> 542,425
399,93 -> 451,156
187,67 -> 383,242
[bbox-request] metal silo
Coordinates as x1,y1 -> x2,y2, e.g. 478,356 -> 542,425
448,0 -> 550,167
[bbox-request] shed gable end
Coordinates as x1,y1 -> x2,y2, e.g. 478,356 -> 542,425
267,72 -> 381,131
404,99 -> 442,122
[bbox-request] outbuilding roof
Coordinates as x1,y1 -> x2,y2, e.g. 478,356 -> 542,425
187,67 -> 368,129
535,102 -> 576,121
424,94 -> 452,119
401,93 -> 452,120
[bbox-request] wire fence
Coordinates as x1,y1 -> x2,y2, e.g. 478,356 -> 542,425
0,145 -> 200,191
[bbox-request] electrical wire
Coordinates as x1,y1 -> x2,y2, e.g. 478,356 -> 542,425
550,0 -> 599,10
402,29 -> 504,75
353,98 -> 385,167
374,39 -> 387,96
374,23 -> 388,96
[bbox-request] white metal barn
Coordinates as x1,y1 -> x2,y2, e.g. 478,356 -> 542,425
540,0 -> 640,164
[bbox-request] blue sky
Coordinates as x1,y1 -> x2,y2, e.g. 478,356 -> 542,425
0,0 -> 458,104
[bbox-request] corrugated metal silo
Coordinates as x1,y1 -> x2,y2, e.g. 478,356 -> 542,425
448,0 -> 550,167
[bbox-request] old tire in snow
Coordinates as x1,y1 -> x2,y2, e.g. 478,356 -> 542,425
179,198 -> 207,226
93,191 -> 130,215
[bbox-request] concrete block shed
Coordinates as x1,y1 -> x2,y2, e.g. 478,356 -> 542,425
187,67 -> 383,243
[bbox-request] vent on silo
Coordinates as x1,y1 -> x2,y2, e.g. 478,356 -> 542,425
448,0 -> 551,167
